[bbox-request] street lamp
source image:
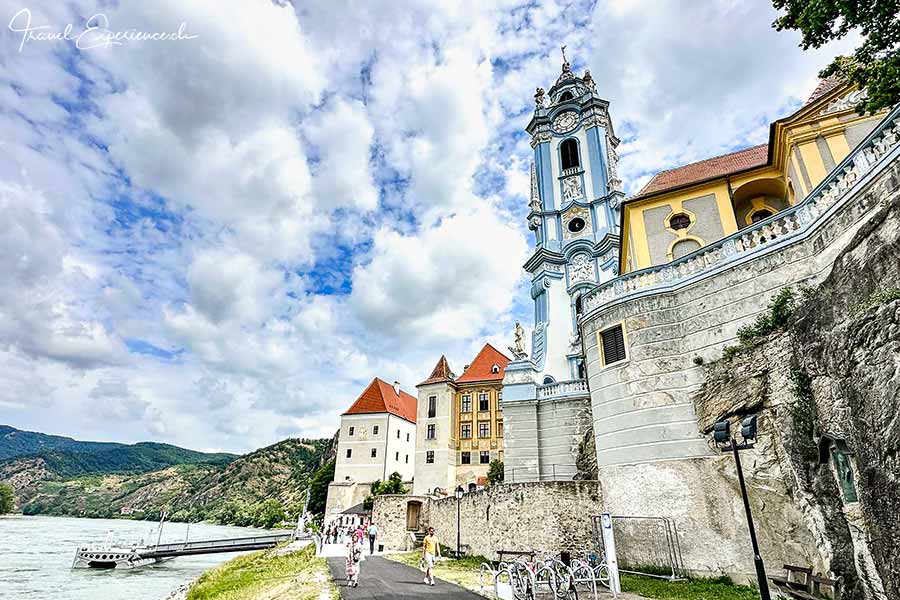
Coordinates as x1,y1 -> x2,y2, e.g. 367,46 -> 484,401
455,485 -> 464,559
713,416 -> 771,600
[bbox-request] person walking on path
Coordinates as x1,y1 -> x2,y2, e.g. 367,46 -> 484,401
421,526 -> 441,586
345,531 -> 364,587
367,522 -> 379,554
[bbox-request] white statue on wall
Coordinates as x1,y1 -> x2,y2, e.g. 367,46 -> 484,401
508,320 -> 528,359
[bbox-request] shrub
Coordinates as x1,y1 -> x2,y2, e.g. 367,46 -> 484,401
487,460 -> 504,485
849,287 -> 900,317
737,288 -> 796,343
0,483 -> 14,514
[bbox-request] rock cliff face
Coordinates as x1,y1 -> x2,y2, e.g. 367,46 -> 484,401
693,193 -> 900,600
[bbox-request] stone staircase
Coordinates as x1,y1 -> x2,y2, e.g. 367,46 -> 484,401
408,530 -> 426,549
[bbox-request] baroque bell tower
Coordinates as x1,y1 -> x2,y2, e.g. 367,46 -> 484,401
500,49 -> 623,483
524,48 -> 623,382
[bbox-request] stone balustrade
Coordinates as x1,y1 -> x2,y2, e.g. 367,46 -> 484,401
582,109 -> 900,317
535,378 -> 589,400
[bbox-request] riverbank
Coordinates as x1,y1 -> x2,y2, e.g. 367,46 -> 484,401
0,515 -> 265,600
181,542 -> 336,600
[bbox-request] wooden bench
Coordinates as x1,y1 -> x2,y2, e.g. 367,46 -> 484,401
770,565 -> 840,599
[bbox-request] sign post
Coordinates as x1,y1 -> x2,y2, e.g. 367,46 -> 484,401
600,512 -> 621,596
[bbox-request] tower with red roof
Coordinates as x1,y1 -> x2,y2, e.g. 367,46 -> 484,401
414,345 -> 510,495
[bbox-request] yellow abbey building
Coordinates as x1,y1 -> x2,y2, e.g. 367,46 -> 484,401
413,344 -> 510,495
620,80 -> 886,272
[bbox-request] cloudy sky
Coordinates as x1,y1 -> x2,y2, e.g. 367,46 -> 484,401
0,0 -> 856,453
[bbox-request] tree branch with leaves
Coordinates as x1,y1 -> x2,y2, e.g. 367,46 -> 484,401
772,0 -> 900,113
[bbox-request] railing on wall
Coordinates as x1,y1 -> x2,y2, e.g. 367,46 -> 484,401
582,108 -> 900,317
536,378 -> 589,400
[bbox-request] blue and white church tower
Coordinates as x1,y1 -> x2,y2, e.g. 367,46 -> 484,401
501,51 -> 623,482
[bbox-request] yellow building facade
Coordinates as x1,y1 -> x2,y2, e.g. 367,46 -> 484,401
413,344 -> 510,495
620,81 -> 886,273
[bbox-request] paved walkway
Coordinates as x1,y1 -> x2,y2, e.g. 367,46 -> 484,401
327,555 -> 485,599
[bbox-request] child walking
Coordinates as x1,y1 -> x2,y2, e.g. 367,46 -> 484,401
345,531 -> 364,587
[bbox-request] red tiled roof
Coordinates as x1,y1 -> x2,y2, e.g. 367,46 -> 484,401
455,344 -> 511,384
635,144 -> 769,198
343,377 -> 417,423
418,355 -> 455,386
806,76 -> 843,105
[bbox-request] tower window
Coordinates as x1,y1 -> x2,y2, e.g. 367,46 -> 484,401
426,451 -> 434,464
669,213 -> 691,230
373,425 -> 379,435
348,426 -> 354,436
567,217 -> 586,233
559,91 -> 574,102
560,139 -> 580,170
600,325 -> 627,365
575,295 -> 583,315
427,395 -> 436,418
346,449 -> 352,459
426,424 -> 435,439
371,448 -> 377,458
750,209 -> 774,224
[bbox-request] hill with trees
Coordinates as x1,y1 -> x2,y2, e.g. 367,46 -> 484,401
0,427 -> 336,528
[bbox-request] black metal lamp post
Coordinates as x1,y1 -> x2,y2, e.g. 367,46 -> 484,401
713,416 -> 771,600
455,485 -> 464,559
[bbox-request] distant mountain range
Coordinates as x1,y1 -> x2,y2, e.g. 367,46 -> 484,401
0,425 -> 236,477
0,425 -> 336,525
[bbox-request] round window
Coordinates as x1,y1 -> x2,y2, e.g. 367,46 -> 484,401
669,213 -> 691,230
567,217 -> 586,233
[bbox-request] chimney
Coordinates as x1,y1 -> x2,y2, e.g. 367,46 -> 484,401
393,381 -> 401,396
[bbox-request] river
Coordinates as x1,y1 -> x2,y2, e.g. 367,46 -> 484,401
0,514 -> 273,600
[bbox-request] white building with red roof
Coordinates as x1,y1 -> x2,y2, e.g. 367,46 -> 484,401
325,377 -> 417,526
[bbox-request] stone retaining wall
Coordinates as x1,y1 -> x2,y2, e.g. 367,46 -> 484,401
373,481 -> 602,559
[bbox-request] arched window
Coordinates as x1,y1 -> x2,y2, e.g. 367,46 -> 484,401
669,213 -> 691,230
750,209 -> 774,224
671,239 -> 701,259
574,295 -> 583,316
491,364 -> 500,374
560,139 -> 580,170
559,91 -> 574,102
542,375 -> 555,385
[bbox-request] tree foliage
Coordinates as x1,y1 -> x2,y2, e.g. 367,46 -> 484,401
772,0 -> 900,113
487,460 -> 504,485
363,471 -> 408,510
307,458 -> 335,516
0,482 -> 14,514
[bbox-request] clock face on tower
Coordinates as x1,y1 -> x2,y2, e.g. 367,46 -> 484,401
552,111 -> 578,133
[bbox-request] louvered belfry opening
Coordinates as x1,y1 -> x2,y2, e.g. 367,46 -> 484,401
601,325 -> 626,365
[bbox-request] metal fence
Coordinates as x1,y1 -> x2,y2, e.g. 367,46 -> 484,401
591,515 -> 686,581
